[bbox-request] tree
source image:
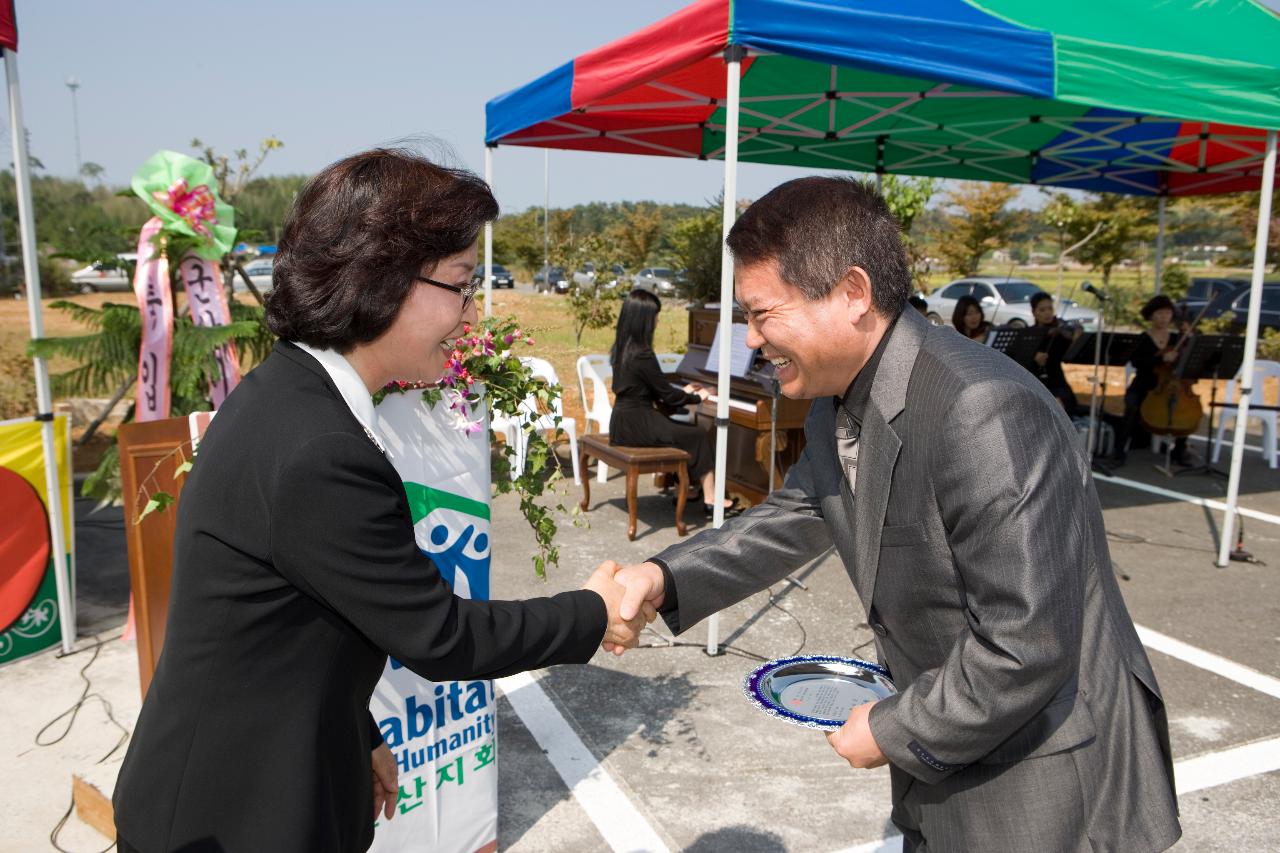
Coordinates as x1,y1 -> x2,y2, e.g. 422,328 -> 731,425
1067,194 -> 1155,286
79,161 -> 106,185
614,203 -> 663,270
552,232 -> 622,346
880,174 -> 937,286
936,181 -> 1019,276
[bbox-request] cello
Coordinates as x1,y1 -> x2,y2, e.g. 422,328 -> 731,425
1139,307 -> 1206,437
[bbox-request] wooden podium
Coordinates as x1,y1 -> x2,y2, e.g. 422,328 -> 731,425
116,415 -> 198,697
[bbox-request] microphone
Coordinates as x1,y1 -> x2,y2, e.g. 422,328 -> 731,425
1082,281 -> 1109,302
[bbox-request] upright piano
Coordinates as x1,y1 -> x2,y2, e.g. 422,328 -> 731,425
671,306 -> 812,505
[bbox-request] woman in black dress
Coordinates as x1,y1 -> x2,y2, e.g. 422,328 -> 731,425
1030,292 -> 1083,416
1109,294 -> 1193,466
952,294 -> 992,341
609,289 -> 740,518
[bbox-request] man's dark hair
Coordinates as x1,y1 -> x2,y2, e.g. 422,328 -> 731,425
908,295 -> 928,312
267,147 -> 498,352
726,176 -> 912,315
1029,292 -> 1054,310
610,289 -> 661,371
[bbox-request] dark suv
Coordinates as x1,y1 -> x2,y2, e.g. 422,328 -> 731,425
1177,278 -> 1280,332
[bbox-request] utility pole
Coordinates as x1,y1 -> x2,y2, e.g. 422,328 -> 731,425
65,76 -> 82,178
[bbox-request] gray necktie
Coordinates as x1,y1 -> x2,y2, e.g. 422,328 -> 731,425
836,405 -> 860,493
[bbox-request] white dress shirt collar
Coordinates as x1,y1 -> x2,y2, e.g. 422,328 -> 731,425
293,341 -> 387,454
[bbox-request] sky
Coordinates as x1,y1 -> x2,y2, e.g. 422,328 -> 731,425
14,0 -> 1054,213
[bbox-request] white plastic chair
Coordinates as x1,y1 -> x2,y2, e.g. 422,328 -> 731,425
577,354 -> 614,482
1211,360 -> 1280,469
498,357 -> 581,485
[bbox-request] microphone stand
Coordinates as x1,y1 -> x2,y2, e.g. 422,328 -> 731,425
1083,283 -> 1113,474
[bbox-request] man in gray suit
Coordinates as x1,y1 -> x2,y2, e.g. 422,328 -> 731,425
604,178 -> 1180,851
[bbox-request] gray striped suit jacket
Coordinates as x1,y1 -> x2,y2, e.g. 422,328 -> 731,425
654,308 -> 1180,852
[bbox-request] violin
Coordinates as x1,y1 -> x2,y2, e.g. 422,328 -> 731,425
1139,310 -> 1204,437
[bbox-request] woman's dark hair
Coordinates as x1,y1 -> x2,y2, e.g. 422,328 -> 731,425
1029,292 -> 1054,311
266,147 -> 498,352
1141,294 -> 1176,321
610,289 -> 662,370
726,176 -> 911,316
952,295 -> 985,334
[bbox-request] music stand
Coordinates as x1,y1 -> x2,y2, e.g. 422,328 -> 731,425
1061,331 -> 1143,467
986,327 -> 1046,371
1165,335 -> 1245,479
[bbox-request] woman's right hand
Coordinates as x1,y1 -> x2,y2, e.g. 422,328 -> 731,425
684,383 -> 711,401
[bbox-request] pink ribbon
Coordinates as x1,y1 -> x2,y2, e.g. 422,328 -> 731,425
153,178 -> 217,237
179,252 -> 241,408
131,217 -> 173,422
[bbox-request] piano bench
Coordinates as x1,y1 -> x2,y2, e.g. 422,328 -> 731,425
578,434 -> 690,541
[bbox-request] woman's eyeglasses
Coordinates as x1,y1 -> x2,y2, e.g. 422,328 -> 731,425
417,276 -> 479,309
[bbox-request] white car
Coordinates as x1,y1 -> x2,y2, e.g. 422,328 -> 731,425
235,257 -> 275,293
71,253 -> 137,293
924,277 -> 1099,330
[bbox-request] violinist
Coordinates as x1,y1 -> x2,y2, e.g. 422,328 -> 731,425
1108,295 -> 1193,467
952,295 -> 991,341
1030,292 -> 1083,416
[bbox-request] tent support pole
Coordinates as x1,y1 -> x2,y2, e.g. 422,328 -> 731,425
706,47 -> 743,657
1217,129 -> 1276,567
1154,195 -> 1167,294
7,50 -> 74,654
483,145 -> 495,318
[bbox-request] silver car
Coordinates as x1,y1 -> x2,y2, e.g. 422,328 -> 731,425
924,277 -> 1099,330
632,267 -> 678,297
71,253 -> 136,293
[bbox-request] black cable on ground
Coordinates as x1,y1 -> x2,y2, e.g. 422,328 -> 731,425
36,632 -> 130,853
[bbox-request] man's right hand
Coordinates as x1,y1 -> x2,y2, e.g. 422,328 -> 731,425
582,561 -> 657,653
592,561 -> 666,656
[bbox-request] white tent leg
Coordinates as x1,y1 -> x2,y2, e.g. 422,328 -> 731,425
1154,195 -> 1167,293
706,49 -> 742,657
483,146 -> 494,318
1217,129 -> 1276,567
7,51 -> 74,653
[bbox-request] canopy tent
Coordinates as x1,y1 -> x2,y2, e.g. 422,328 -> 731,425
486,0 -> 1280,196
483,0 -> 1279,621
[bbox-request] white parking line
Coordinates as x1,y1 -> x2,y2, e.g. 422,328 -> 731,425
501,629 -> 1278,853
1093,473 -> 1280,527
497,671 -> 672,853
1136,625 -> 1280,700
1175,737 -> 1280,795
830,739 -> 1280,853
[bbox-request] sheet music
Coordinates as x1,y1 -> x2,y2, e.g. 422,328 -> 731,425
704,322 -> 756,377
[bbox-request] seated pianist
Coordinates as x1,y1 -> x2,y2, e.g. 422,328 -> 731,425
609,290 -> 742,519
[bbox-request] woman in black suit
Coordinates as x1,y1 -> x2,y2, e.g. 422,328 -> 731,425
112,148 -> 647,853
608,289 -> 740,518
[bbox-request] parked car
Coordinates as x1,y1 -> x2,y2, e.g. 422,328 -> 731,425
924,277 -> 1100,330
568,262 -> 626,293
471,263 -> 514,289
71,253 -> 137,293
632,267 -> 680,297
1178,279 -> 1280,333
533,265 -> 570,294
234,257 -> 275,293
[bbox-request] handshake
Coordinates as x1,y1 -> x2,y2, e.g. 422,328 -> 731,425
581,560 -> 667,655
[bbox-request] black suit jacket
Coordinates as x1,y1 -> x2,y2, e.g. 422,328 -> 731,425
113,342 -> 606,853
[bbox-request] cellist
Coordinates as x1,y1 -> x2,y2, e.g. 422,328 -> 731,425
1108,295 -> 1194,467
